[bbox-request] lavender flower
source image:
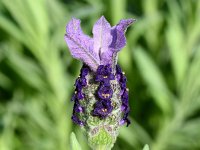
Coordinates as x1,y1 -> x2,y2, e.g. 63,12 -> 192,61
65,16 -> 135,150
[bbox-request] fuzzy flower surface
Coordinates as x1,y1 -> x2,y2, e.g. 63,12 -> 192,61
65,16 -> 135,150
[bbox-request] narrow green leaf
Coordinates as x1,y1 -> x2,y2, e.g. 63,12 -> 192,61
143,144 -> 150,150
70,132 -> 82,150
133,47 -> 173,115
0,15 -> 24,42
119,119 -> 152,149
166,0 -> 189,87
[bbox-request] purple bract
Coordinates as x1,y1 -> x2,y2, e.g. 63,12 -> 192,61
65,16 -> 135,71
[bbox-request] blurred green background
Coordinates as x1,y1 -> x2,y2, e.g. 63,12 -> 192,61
0,0 -> 200,150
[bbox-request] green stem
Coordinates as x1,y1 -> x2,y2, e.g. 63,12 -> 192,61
94,145 -> 111,150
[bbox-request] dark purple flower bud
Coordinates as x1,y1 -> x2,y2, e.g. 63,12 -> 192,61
97,85 -> 113,100
120,75 -> 127,90
121,75 -> 127,83
120,82 -> 127,90
74,78 -> 83,91
71,93 -> 76,101
96,65 -> 104,73
120,88 -> 125,96
121,104 -> 128,111
97,64 -> 112,75
76,91 -> 85,100
71,115 -> 85,126
116,74 -> 121,81
93,99 -> 113,118
74,102 -> 84,113
75,77 -> 87,87
120,118 -> 131,127
95,65 -> 114,84
80,78 -> 87,86
120,119 -> 125,125
121,90 -> 129,102
81,67 -> 89,77
116,64 -> 122,74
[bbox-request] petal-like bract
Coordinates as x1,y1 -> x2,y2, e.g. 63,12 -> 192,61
92,16 -> 112,65
110,19 -> 136,51
65,17 -> 135,70
65,18 -> 100,71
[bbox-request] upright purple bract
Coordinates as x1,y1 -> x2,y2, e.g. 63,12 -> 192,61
65,16 -> 135,71
65,18 -> 100,71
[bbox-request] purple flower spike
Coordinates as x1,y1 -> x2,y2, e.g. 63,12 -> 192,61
93,99 -> 113,118
65,16 -> 135,149
65,16 -> 135,71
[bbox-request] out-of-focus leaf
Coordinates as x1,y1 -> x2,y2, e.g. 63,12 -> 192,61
5,46 -> 46,90
166,0 -> 189,87
168,119 -> 200,149
0,15 -> 24,42
119,119 -> 152,149
133,47 -> 173,115
0,72 -> 12,90
180,46 -> 200,116
143,144 -> 150,150
70,132 -> 82,150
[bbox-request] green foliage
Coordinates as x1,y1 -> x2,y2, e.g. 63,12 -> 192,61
143,144 -> 150,150
70,132 -> 82,150
0,0 -> 200,150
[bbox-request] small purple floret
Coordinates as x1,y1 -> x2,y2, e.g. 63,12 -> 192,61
93,99 -> 113,118
71,115 -> 85,126
97,85 -> 113,100
77,91 -> 85,100
81,66 -> 90,77
71,65 -> 89,125
116,65 -> 131,126
95,64 -> 114,85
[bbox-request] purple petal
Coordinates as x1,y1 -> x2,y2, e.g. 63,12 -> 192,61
97,85 -> 113,100
119,119 -> 125,125
92,16 -> 112,64
65,18 -> 100,71
110,19 -> 135,51
99,19 -> 135,64
93,99 -> 113,118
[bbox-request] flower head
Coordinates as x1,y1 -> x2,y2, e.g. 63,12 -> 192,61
64,16 -> 135,149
